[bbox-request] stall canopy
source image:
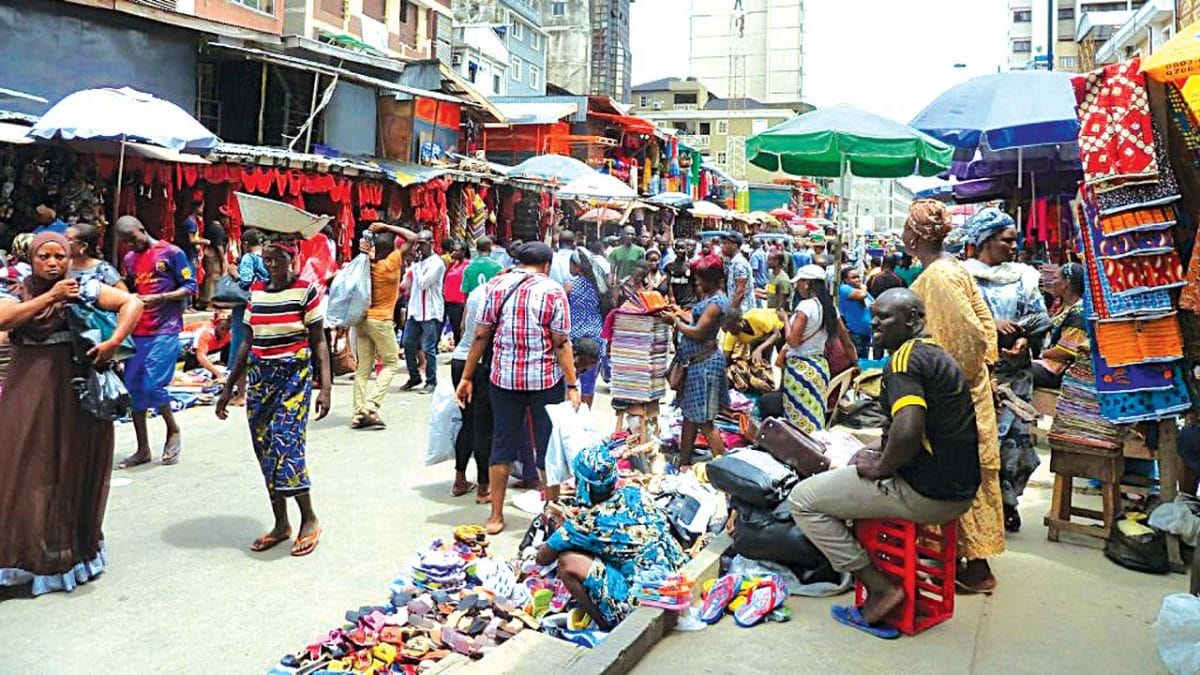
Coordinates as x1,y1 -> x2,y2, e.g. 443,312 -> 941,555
506,153 -> 594,182
558,172 -> 637,201
746,104 -> 952,178
493,102 -> 577,126
588,111 -> 658,135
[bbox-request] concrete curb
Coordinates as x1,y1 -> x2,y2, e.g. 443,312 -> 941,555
431,532 -> 733,675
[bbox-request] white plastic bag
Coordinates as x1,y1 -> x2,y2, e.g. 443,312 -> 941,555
544,402 -> 602,486
325,253 -> 372,328
1156,593 -> 1200,675
425,381 -> 461,465
1149,497 -> 1200,547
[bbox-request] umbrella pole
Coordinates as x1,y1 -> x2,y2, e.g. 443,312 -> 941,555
111,135 -> 127,265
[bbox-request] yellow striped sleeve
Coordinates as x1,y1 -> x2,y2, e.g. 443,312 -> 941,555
892,340 -> 915,373
891,394 -> 927,416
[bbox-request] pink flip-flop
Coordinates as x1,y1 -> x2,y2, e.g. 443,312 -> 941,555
733,577 -> 786,628
698,573 -> 743,624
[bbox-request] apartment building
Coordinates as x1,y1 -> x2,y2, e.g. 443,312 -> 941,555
1008,0 -> 1150,72
538,0 -> 632,101
452,0 -> 548,96
688,0 -> 805,104
1087,0 -> 1174,66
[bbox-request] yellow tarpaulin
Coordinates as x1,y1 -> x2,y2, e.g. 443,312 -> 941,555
1142,19 -> 1200,82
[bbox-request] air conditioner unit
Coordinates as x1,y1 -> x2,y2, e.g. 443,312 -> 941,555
452,53 -> 463,66
652,101 -> 662,110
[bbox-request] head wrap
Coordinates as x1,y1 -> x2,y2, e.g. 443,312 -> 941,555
31,231 -> 70,259
904,199 -> 953,244
264,237 -> 300,257
11,232 -> 34,262
573,443 -> 618,506
515,241 -> 553,265
20,231 -> 74,340
965,207 -> 1016,248
1060,262 -> 1085,296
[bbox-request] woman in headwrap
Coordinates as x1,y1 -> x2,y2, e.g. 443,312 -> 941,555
0,232 -> 143,595
903,199 -> 1005,594
564,248 -> 607,407
535,444 -> 687,630
216,236 -> 332,557
962,207 -> 1050,535
65,222 -> 125,290
1032,263 -> 1087,389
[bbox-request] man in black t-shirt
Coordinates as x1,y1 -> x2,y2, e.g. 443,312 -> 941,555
789,288 -> 979,631
665,239 -> 697,308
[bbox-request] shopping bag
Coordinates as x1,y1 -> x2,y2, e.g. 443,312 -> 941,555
425,380 -> 461,465
66,301 -> 136,364
330,328 -> 357,376
544,402 -> 602,486
211,274 -> 250,308
74,367 -> 132,422
325,253 -> 372,328
1155,594 -> 1200,675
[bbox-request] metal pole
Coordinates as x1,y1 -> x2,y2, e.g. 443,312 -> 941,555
1046,0 -> 1055,71
111,135 -> 127,265
257,62 -> 267,145
304,73 -> 320,153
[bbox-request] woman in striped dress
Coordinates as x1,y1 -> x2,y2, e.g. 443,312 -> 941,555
782,264 -> 839,433
216,238 -> 331,557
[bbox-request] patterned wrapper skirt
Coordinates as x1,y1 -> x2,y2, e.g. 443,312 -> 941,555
247,349 -> 313,498
783,353 -> 831,434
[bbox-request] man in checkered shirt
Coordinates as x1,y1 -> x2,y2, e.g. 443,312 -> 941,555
455,241 -> 581,534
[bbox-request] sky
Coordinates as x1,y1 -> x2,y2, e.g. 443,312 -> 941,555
629,0 -> 1010,122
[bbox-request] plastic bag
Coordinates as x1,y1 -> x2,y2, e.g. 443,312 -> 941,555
1149,497 -> 1200,547
706,449 -> 798,508
75,368 -> 131,422
325,253 -> 372,328
729,499 -> 833,573
727,554 -> 851,598
424,380 -> 461,466
1104,515 -> 1169,574
1156,593 -> 1200,675
544,402 -> 602,486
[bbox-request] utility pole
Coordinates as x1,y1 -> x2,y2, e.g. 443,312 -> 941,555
1046,0 -> 1055,71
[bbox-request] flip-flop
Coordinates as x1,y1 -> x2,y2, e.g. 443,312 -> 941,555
698,573 -> 743,624
733,578 -> 783,627
830,605 -> 900,640
161,435 -> 182,465
250,529 -> 292,552
115,454 -> 152,470
291,525 -> 322,557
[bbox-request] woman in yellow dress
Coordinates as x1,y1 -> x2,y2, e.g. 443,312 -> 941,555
903,200 -> 1005,593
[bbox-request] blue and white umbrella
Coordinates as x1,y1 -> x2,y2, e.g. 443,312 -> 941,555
506,154 -> 594,183
28,86 -> 219,151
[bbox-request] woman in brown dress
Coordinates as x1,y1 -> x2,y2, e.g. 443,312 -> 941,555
0,232 -> 142,596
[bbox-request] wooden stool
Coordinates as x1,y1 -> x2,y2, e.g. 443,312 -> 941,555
1044,444 -> 1123,542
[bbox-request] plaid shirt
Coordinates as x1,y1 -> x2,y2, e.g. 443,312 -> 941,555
478,270 -> 571,391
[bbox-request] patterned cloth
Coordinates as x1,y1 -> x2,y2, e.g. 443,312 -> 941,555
247,349 -> 313,498
1096,362 -> 1192,424
1096,228 -> 1175,258
68,261 -> 123,287
1095,125 -> 1181,216
677,294 -> 730,424
725,253 -> 755,312
1094,316 -> 1184,367
1097,205 -> 1177,237
546,484 -> 687,626
1074,58 -> 1159,188
478,270 -> 571,391
783,354 -> 830,434
246,279 -> 323,359
1101,253 -> 1186,295
124,239 -> 197,336
1076,196 -> 1175,320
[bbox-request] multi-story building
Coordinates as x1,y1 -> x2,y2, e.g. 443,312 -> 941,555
1181,0 -> 1199,28
688,0 -> 805,104
537,0 -> 632,101
631,76 -> 806,182
1009,0 -> 1151,72
451,0 -> 548,95
451,25 -> 510,95
283,0 -> 452,62
850,178 -> 914,233
1089,0 -> 1174,66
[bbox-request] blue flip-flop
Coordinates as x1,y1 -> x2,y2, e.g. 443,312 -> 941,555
830,605 -> 900,639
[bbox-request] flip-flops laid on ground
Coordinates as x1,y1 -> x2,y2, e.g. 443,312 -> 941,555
733,576 -> 787,628
830,605 -> 900,639
698,573 -> 743,624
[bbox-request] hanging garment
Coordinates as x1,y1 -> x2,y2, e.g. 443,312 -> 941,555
1094,316 -> 1184,367
1096,362 -> 1192,424
1097,204 -> 1176,236
1076,196 -> 1174,320
1166,83 -> 1200,166
1073,58 -> 1159,188
1092,356 -> 1180,393
1095,125 -> 1181,215
1100,252 -> 1186,295
1095,228 -> 1175,258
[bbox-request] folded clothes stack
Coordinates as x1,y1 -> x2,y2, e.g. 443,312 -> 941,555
610,313 -> 670,402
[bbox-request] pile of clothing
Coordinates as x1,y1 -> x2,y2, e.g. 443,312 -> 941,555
609,311 -> 671,402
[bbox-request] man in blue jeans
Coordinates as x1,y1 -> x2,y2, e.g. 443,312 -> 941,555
401,231 -> 445,394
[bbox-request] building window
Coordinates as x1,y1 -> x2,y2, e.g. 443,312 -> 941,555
1059,56 -> 1079,69
530,66 -> 541,89
552,2 -> 566,16
361,0 -> 385,21
638,95 -> 649,107
1012,39 -> 1032,53
494,74 -> 502,93
512,20 -> 525,41
511,56 -> 522,81
1057,7 -> 1074,20
530,32 -> 541,51
467,61 -> 479,83
716,120 -> 728,134
1012,9 -> 1031,22
716,151 -> 728,165
699,122 -> 711,135
674,92 -> 698,105
231,0 -> 274,13
399,0 -> 409,22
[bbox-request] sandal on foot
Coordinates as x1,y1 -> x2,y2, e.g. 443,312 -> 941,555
291,525 -> 322,557
698,573 -> 742,624
451,482 -> 477,497
161,436 -> 182,465
250,529 -> 292,552
116,453 -> 152,470
830,605 -> 900,639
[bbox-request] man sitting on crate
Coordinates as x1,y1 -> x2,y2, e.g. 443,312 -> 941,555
789,288 -> 980,636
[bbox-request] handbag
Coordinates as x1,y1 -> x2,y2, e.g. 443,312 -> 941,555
754,416 -> 831,478
330,328 -> 357,376
66,302 -> 135,364
825,319 -> 857,376
211,274 -> 251,308
666,341 -> 718,392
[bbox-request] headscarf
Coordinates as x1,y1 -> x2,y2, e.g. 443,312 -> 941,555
20,231 -> 73,339
571,249 -> 608,296
10,232 -> 34,262
264,237 -> 300,257
1060,262 -> 1085,297
573,443 -> 618,507
965,207 -> 1016,248
903,199 -> 953,244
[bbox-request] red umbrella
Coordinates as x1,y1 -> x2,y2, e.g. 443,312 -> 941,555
770,207 -> 797,220
579,207 -> 624,222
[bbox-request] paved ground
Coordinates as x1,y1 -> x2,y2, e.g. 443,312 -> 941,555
0,360 -> 1183,673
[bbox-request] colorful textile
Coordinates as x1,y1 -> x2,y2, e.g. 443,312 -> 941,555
247,349 -> 313,498
1073,59 -> 1158,188
1166,82 -> 1200,164
1095,125 -> 1180,215
1095,228 -> 1175,258
546,484 -> 687,626
1101,252 -> 1185,295
1076,196 -> 1174,320
478,270 -> 571,391
1096,363 -> 1192,424
1092,355 -> 1178,393
568,274 -> 605,341
783,353 -> 830,434
124,239 -> 197,336
246,279 -> 323,359
1050,345 -> 1125,452
124,334 -> 181,412
1097,205 -> 1177,236
1094,316 -> 1184,367
677,294 -> 730,423
68,261 -> 122,287
962,260 -> 1047,324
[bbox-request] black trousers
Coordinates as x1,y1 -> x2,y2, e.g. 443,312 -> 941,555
445,301 -> 465,345
451,359 -> 492,485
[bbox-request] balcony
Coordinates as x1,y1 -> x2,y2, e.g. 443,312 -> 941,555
1076,9 -> 1134,42
1095,0 -> 1174,64
680,134 -> 710,149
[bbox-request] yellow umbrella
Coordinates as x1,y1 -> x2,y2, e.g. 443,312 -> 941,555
1142,20 -> 1200,82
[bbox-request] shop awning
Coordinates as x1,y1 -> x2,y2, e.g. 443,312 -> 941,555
0,122 -> 33,145
63,138 -> 211,163
494,102 -> 577,125
588,111 -> 658,135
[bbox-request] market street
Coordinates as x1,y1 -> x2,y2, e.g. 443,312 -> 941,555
0,361 -> 1179,674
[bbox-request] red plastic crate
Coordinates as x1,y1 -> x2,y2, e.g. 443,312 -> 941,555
853,518 -> 957,636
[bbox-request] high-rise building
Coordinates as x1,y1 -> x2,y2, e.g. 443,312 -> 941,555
451,0 -> 549,95
1008,0 -> 1149,72
537,0 -> 633,101
688,0 -> 805,104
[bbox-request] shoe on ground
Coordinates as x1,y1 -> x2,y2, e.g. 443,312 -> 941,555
400,378 -> 423,391
420,383 -> 436,395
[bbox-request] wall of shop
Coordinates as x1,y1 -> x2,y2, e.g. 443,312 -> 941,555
324,82 -> 378,157
0,0 -> 197,115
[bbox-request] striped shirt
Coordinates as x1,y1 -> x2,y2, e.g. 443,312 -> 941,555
478,270 -> 571,391
245,278 -> 323,359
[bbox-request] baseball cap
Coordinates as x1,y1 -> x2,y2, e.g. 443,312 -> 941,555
793,264 -> 826,281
